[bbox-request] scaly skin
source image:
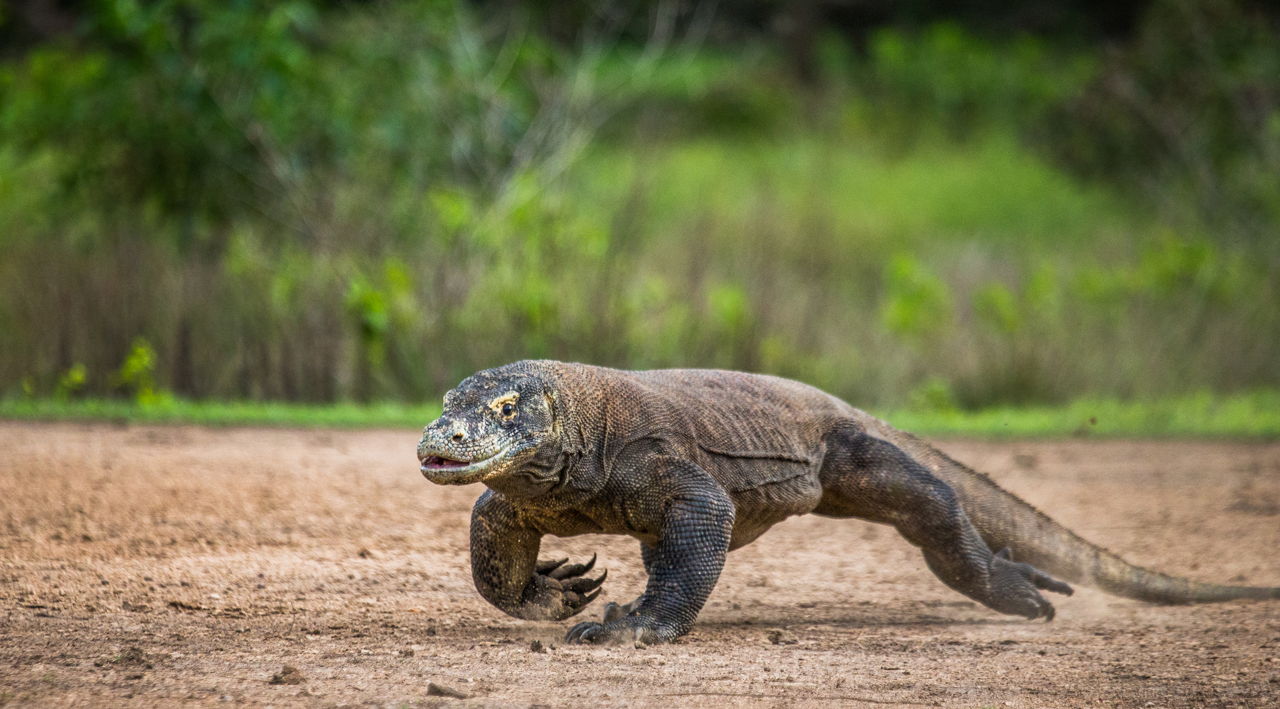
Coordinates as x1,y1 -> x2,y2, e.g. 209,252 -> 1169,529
416,360 -> 1280,645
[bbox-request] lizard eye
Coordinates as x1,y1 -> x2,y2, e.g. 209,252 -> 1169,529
489,392 -> 520,418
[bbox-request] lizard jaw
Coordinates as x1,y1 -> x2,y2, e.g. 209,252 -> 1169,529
419,447 -> 510,485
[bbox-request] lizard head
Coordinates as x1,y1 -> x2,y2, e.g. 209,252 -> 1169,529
417,363 -> 564,493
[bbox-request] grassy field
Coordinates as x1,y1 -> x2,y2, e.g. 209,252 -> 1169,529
3,390 -> 1277,438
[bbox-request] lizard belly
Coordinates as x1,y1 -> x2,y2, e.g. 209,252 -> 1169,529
708,456 -> 823,551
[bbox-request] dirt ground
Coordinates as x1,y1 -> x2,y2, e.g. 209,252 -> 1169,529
1,421 -> 1277,707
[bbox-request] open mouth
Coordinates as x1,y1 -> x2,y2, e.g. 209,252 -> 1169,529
421,455 -> 469,470
418,446 -> 510,483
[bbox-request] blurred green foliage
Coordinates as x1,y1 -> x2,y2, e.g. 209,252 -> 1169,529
859,21 -> 1097,136
111,337 -> 171,405
0,0 -> 1277,411
1047,0 -> 1280,233
880,254 -> 952,340
3,390 -> 1278,438
54,364 -> 88,401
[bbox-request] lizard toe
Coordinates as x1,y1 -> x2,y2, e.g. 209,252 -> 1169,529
564,621 -> 607,644
562,570 -> 607,595
535,557 -> 569,575
602,598 -> 642,623
548,553 -> 597,580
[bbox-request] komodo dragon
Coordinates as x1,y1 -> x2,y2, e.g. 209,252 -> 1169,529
415,360 -> 1279,645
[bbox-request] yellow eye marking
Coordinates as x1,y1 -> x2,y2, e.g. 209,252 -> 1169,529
489,392 -> 520,418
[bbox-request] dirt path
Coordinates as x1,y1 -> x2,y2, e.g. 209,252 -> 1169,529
1,422 -> 1277,707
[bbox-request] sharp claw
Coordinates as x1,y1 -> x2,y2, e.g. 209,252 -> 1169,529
536,557 -> 568,574
549,553 -> 598,580
565,621 -> 603,644
589,569 -> 607,589
580,588 -> 601,607
1043,603 -> 1055,622
562,570 -> 607,595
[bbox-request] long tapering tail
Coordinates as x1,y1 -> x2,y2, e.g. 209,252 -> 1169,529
873,425 -> 1280,603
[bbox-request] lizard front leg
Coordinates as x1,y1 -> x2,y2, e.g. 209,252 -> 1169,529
470,490 -> 606,621
601,542 -> 657,623
566,457 -> 734,645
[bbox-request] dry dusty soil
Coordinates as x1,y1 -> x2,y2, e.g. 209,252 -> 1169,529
1,421 -> 1278,707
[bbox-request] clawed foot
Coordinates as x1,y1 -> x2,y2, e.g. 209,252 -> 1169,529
558,595 -> 652,645
564,620 -> 614,644
564,618 -> 661,646
530,554 -> 607,620
564,596 -> 672,646
987,548 -> 1074,621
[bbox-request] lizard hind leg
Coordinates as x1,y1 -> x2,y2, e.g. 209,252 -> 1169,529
814,427 -> 1073,620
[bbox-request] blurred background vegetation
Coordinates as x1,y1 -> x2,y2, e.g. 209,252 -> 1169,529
1,0 -> 1277,416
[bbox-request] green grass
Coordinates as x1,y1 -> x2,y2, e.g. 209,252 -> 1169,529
0,398 -> 442,429
878,390 -> 1280,438
574,130 -> 1144,254
2,390 -> 1277,438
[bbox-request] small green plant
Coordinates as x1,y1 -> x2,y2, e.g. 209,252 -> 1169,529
344,279 -> 390,357
880,254 -> 952,341
54,363 -> 88,400
907,376 -> 959,413
112,337 -> 171,406
973,283 -> 1022,335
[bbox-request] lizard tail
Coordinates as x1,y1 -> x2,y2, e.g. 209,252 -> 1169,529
875,426 -> 1280,604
